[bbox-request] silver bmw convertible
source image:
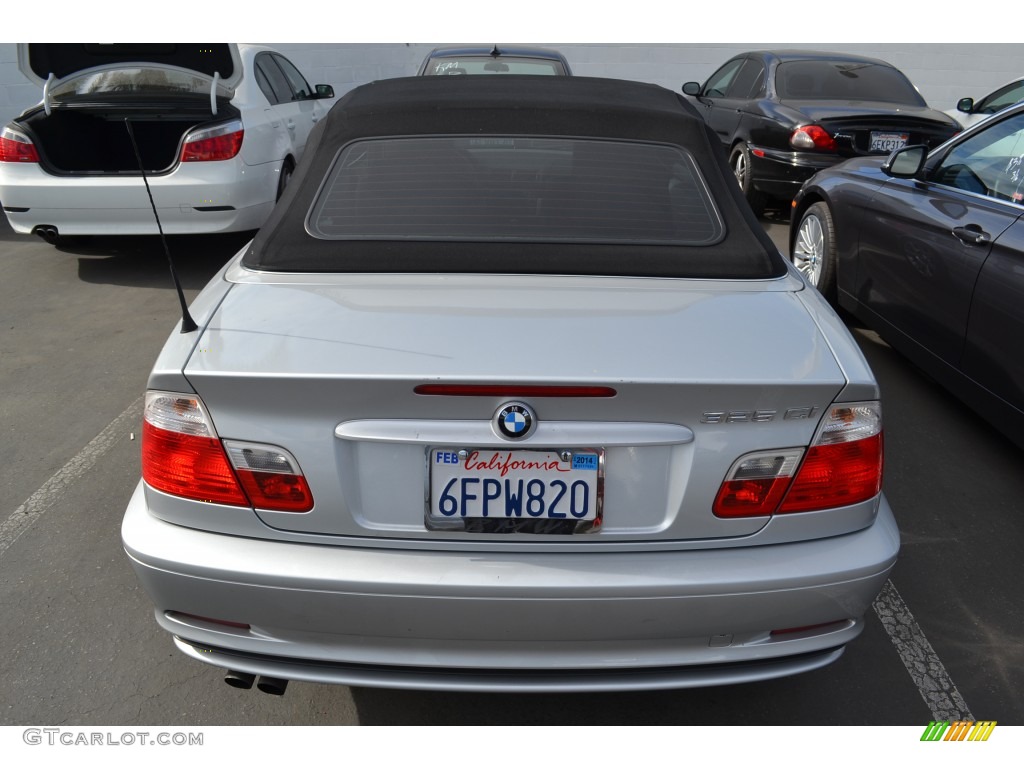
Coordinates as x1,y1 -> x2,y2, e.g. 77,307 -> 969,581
121,75 -> 899,694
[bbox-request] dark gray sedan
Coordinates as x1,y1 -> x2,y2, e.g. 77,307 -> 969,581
791,103 -> 1024,447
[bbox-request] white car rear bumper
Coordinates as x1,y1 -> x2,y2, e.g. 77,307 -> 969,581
0,157 -> 278,235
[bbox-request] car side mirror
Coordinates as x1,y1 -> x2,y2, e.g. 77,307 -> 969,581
956,97 -> 974,114
682,82 -> 702,97
882,144 -> 928,179
315,84 -> 335,99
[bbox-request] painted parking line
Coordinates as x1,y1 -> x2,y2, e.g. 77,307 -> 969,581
0,396 -> 142,558
874,579 -> 974,721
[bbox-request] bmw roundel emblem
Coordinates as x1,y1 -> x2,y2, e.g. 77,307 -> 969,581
494,402 -> 535,440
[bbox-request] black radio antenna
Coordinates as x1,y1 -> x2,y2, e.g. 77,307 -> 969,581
124,118 -> 198,333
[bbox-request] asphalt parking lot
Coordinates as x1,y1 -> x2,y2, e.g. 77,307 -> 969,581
1,209 -> 1022,726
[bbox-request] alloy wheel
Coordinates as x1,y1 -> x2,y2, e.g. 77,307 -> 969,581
733,151 -> 747,189
793,214 -> 824,286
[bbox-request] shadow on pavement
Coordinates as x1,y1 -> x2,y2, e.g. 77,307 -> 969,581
0,210 -> 23,242
69,232 -> 256,290
3,209 -> 253,290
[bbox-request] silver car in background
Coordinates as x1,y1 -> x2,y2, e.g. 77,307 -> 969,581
417,45 -> 571,76
122,75 -> 898,693
947,76 -> 1024,129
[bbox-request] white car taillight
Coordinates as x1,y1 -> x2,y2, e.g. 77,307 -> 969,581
180,119 -> 244,162
0,125 -> 40,163
714,402 -> 883,518
141,391 -> 313,512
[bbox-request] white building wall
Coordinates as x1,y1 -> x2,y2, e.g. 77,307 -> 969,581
0,44 -> 42,126
1,42 -> 1022,128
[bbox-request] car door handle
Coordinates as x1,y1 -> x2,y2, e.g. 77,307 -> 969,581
952,225 -> 991,246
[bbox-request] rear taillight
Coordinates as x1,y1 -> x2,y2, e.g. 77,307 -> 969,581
224,441 -> 314,513
0,125 -> 39,163
141,392 -> 313,512
713,402 -> 883,517
180,119 -> 243,162
790,124 -> 837,152
713,449 -> 804,518
142,393 -> 249,506
779,403 -> 883,512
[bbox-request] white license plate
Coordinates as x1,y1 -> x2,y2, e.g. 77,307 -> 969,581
870,131 -> 909,153
429,448 -> 601,521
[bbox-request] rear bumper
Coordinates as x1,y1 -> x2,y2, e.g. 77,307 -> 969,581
0,157 -> 277,235
122,482 -> 899,692
748,145 -> 843,200
173,637 -> 847,693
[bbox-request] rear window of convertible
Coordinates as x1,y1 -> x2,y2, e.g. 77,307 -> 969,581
306,136 -> 725,245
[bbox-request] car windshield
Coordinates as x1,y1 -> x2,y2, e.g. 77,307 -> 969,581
424,56 -> 565,76
776,60 -> 926,105
977,81 -> 1024,114
307,135 -> 723,245
933,111 -> 1024,201
51,67 -> 216,98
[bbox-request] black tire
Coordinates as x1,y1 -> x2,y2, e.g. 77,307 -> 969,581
729,143 -> 766,217
276,158 -> 295,201
791,202 -> 838,302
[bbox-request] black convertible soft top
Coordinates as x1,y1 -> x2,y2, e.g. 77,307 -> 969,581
244,76 -> 786,279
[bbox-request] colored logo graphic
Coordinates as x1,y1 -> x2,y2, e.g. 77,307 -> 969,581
494,403 -> 534,440
920,721 -> 997,742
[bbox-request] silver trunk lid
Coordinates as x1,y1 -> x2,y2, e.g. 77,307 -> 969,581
179,268 -> 854,545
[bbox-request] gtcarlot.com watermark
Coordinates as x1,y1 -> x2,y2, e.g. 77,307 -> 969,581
23,729 -> 203,747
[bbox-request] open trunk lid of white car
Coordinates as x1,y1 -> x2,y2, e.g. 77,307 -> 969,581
169,271 -> 860,545
17,43 -> 241,98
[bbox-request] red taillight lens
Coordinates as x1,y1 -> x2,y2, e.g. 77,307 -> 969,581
180,120 -> 243,162
141,392 -> 314,512
779,433 -> 883,512
713,450 -> 804,518
142,420 -> 249,506
0,126 -> 40,163
790,124 -> 837,152
236,471 -> 313,512
224,442 -> 314,513
770,620 -> 849,637
713,402 -> 883,517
